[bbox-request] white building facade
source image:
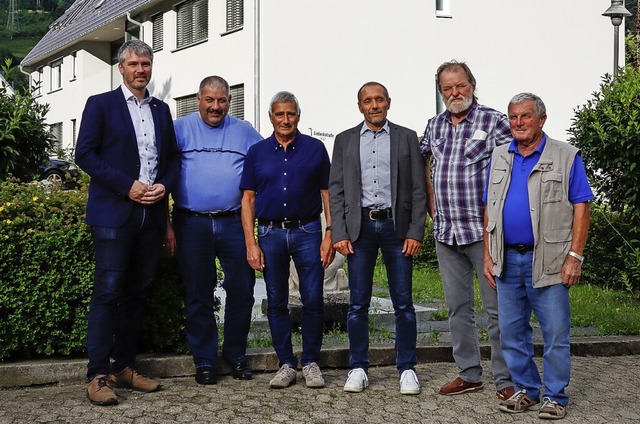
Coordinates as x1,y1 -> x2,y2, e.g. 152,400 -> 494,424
22,0 -> 618,156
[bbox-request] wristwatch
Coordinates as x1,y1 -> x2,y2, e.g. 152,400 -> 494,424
568,251 -> 585,264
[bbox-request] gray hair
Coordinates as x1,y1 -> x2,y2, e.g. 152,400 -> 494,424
357,81 -> 390,102
117,40 -> 153,66
198,75 -> 230,96
269,91 -> 301,115
436,60 -> 477,100
509,92 -> 547,118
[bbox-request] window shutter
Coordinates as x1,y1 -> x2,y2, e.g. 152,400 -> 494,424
176,95 -> 198,118
226,0 -> 243,31
229,84 -> 244,120
152,13 -> 164,51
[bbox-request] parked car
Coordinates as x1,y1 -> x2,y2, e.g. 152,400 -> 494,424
38,158 -> 81,188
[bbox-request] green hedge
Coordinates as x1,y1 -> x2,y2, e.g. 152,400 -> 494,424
1,177 -> 637,361
0,179 -> 188,361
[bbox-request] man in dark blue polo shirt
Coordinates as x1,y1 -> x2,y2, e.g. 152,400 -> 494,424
240,91 -> 334,389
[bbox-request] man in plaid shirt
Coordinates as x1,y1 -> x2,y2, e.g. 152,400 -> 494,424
420,61 -> 514,401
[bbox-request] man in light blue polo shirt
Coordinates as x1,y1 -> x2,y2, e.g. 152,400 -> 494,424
167,76 -> 262,385
483,93 -> 593,420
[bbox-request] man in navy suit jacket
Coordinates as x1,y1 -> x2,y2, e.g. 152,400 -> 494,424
75,40 -> 180,406
329,82 -> 426,395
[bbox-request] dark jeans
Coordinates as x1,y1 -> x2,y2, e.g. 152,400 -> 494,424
173,213 -> 255,368
87,204 -> 163,380
347,217 -> 417,373
258,219 -> 324,367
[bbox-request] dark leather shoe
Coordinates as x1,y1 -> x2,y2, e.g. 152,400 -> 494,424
439,376 -> 483,395
232,360 -> 253,380
195,366 -> 217,385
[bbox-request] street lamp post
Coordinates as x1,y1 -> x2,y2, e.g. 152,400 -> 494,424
602,0 -> 632,77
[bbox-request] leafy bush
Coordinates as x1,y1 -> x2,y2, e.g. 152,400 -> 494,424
415,218 -> 437,267
0,59 -> 55,182
582,203 -> 639,295
569,66 -> 640,223
0,179 -> 187,361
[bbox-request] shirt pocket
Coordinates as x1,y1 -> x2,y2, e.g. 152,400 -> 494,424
464,137 -> 489,164
541,172 -> 564,203
430,138 -> 448,162
542,227 -> 572,275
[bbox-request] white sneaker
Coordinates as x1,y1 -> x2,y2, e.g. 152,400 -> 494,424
400,369 -> 420,395
344,368 -> 368,393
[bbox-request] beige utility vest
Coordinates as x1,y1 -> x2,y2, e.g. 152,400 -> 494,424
485,137 -> 578,288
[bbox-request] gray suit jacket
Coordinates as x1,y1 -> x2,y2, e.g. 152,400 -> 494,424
329,121 -> 427,243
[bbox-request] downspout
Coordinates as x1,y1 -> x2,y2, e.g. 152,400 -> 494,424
254,0 -> 260,132
126,12 -> 144,41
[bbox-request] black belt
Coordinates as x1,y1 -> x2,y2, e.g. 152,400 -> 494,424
507,244 -> 534,254
174,207 -> 240,219
362,207 -> 392,221
257,216 -> 319,229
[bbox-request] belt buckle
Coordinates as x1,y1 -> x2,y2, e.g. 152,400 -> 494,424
368,209 -> 379,220
281,220 -> 293,229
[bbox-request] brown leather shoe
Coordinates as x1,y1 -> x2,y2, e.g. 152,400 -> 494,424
87,374 -> 118,406
110,367 -> 160,392
496,386 -> 516,401
439,377 -> 484,395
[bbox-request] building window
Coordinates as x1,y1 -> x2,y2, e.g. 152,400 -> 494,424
176,94 -> 198,118
152,13 -> 164,51
70,51 -> 77,81
436,0 -> 452,18
226,0 -> 243,32
229,84 -> 244,120
50,122 -> 63,152
71,119 -> 77,148
176,0 -> 208,49
33,67 -> 43,96
50,59 -> 63,91
435,77 -> 444,114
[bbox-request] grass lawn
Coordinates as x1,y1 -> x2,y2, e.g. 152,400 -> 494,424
373,261 -> 640,336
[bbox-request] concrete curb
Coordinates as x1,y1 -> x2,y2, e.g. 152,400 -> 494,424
2,335 -> 639,388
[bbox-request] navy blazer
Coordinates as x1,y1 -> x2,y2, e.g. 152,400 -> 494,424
75,87 -> 180,228
329,121 -> 427,243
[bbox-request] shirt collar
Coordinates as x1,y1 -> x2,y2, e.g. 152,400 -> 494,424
121,84 -> 153,105
508,133 -> 547,156
359,120 -> 390,136
268,130 -> 300,150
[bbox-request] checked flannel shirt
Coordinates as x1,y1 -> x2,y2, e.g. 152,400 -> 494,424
420,102 -> 512,246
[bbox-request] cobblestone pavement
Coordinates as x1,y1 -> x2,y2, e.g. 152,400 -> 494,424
1,355 -> 639,423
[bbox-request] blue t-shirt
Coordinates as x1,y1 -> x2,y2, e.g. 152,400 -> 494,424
483,135 -> 594,246
173,113 -> 262,212
240,131 -> 331,221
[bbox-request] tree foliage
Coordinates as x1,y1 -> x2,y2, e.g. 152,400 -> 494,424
568,66 -> 640,224
0,58 -> 54,182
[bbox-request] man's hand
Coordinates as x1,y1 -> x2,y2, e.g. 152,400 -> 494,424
128,181 -> 166,205
561,255 -> 582,287
483,253 -> 497,289
321,233 -> 335,269
402,239 -> 422,256
247,243 -> 265,271
164,222 -> 176,256
333,240 -> 354,256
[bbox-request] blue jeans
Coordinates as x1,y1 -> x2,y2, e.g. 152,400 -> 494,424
87,204 -> 163,380
435,241 -> 511,389
347,217 -> 417,373
496,247 -> 571,405
173,213 -> 255,368
258,219 -> 324,367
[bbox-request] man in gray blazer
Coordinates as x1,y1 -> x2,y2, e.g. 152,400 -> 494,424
329,81 -> 427,395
